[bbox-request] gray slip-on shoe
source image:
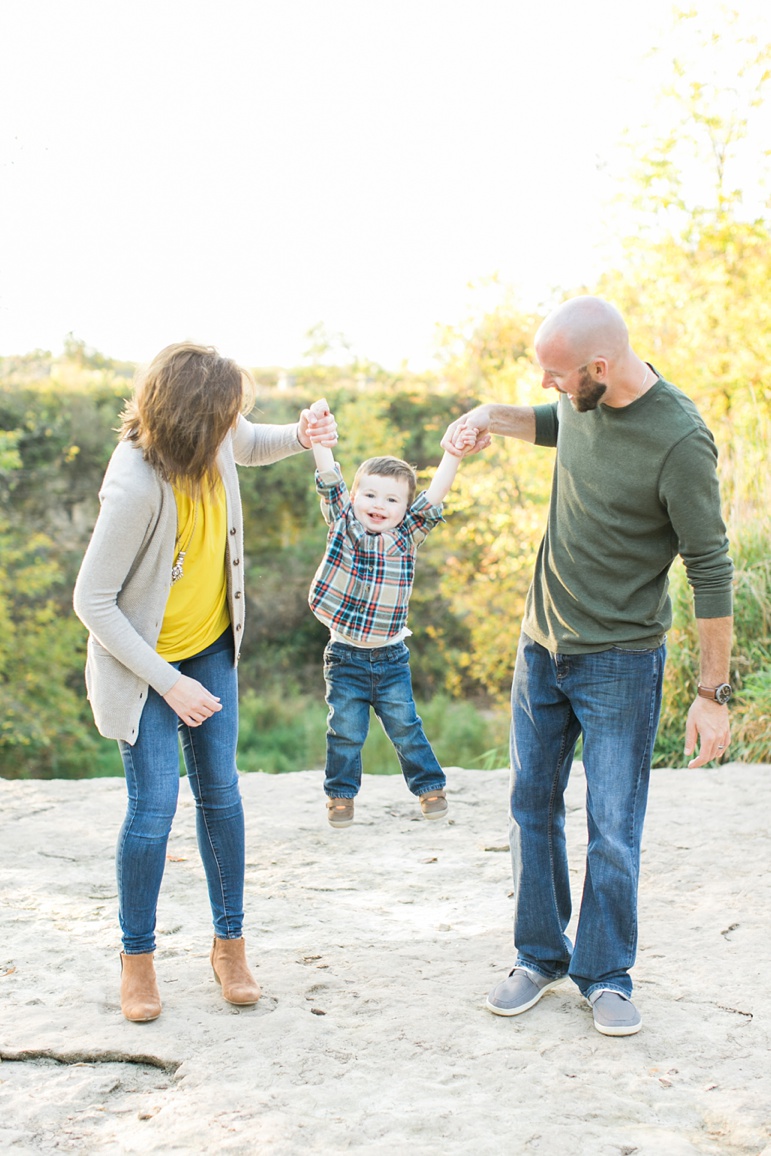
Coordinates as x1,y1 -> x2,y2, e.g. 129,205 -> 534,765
589,989 -> 642,1036
486,967 -> 566,1017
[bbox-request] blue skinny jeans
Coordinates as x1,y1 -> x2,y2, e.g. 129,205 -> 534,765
117,631 -> 245,955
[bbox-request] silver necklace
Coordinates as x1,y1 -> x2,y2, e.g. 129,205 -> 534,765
171,504 -> 198,585
636,365 -> 652,396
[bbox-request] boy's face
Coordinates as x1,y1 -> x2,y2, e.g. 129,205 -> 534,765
352,473 -> 410,533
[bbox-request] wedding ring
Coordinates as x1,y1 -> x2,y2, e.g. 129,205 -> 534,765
717,744 -> 725,749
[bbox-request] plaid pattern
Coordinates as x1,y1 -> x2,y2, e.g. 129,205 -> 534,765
309,464 -> 444,645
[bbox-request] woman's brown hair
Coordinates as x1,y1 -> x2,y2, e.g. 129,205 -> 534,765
120,343 -> 256,496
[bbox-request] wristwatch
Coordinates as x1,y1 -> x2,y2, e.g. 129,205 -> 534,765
698,683 -> 732,705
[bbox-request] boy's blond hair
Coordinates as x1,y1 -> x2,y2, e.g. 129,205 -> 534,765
351,456 -> 417,508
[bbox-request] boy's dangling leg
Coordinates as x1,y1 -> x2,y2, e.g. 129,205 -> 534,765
371,641 -> 447,819
322,641 -> 371,827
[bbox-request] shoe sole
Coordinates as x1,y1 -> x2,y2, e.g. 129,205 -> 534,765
328,817 -> 354,828
593,1018 -> 642,1037
486,975 -> 567,1017
421,808 -> 448,820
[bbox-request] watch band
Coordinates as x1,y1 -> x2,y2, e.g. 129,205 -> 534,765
698,683 -> 732,704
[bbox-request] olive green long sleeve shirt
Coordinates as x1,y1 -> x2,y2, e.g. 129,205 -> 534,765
523,373 -> 733,654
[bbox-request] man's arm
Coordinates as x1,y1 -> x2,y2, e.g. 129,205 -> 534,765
442,403 -> 537,456
684,615 -> 733,768
658,429 -> 733,769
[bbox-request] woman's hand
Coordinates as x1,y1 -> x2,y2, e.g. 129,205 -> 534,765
163,674 -> 223,727
298,398 -> 338,448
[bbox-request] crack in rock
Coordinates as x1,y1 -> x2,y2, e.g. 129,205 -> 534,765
0,1048 -> 180,1074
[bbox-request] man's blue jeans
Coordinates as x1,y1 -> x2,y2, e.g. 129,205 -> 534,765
509,632 -> 666,999
322,639 -> 446,799
117,632 -> 245,955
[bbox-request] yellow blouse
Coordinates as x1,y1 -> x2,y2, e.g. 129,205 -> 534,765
156,477 -> 230,661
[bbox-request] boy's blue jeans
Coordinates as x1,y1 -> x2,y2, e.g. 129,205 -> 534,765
117,631 -> 245,955
322,639 -> 446,799
509,632 -> 666,999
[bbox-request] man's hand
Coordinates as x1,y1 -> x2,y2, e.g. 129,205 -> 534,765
163,674 -> 223,727
441,411 -> 492,458
684,697 -> 731,768
299,397 -> 338,448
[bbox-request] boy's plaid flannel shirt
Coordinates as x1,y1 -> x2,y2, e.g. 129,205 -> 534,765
309,464 -> 444,645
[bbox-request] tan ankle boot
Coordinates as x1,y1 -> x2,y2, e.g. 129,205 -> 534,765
210,936 -> 261,1005
120,952 -> 161,1022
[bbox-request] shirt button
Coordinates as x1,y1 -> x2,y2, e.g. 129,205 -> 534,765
233,558 -> 240,566
236,623 -> 242,631
229,527 -> 236,535
235,591 -> 242,599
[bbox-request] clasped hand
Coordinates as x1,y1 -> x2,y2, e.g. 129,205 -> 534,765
163,674 -> 223,727
299,398 -> 338,448
441,414 -> 492,458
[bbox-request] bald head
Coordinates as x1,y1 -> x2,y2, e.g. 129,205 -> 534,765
535,297 -> 629,367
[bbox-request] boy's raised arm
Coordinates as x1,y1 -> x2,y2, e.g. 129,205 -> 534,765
424,424 -> 478,506
305,398 -> 338,472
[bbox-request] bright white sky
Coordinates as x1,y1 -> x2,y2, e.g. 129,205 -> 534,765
0,0 -> 764,369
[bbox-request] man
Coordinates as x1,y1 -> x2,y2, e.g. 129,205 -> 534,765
446,296 -> 733,1036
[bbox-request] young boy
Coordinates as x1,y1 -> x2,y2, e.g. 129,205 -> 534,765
305,400 -> 478,828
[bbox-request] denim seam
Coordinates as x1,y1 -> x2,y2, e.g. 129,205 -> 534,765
185,726 -> 234,939
117,743 -> 138,945
324,670 -> 366,789
622,647 -> 664,965
546,713 -> 574,956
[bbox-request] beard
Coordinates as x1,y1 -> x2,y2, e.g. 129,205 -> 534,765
572,367 -> 607,412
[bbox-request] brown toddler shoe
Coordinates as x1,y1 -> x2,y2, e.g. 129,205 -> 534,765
419,789 -> 448,820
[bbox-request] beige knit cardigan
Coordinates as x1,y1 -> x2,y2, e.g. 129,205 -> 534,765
73,415 -> 305,744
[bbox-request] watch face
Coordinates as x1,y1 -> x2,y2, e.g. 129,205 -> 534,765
715,683 -> 732,705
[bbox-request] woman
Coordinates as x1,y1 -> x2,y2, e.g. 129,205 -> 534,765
73,342 -> 336,1022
